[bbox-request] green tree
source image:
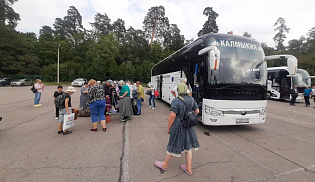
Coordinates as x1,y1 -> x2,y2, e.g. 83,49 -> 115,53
273,17 -> 290,51
0,0 -> 20,28
261,42 -> 274,56
304,27 -> 315,54
85,33 -> 119,80
143,6 -> 170,45
0,24 -> 40,75
243,32 -> 252,38
112,18 -> 126,44
53,6 -> 85,46
198,7 -> 219,37
288,36 -> 305,54
149,42 -> 166,63
90,12 -> 112,36
163,24 -> 185,51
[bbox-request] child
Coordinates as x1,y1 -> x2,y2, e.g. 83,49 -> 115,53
58,86 -> 76,135
53,86 -> 64,120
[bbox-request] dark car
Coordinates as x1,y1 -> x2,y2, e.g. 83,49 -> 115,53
0,78 -> 12,86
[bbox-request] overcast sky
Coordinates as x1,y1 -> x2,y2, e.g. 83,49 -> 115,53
13,0 -> 315,47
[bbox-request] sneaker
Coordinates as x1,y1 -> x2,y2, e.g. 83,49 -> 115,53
121,118 -> 127,122
127,117 -> 131,120
152,107 -> 156,110
55,117 -> 59,120
34,105 -> 39,107
38,104 -> 42,107
149,106 -> 152,108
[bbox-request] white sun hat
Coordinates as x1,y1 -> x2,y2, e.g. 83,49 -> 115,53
66,86 -> 76,92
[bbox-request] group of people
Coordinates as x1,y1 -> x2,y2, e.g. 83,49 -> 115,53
52,79 -> 159,136
290,85 -> 315,107
33,77 -> 199,175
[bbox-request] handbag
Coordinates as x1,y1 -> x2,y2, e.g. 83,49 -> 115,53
63,113 -> 75,131
179,99 -> 199,128
154,90 -> 160,97
31,85 -> 37,93
145,90 -> 152,95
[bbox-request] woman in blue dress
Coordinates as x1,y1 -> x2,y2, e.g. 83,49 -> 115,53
155,83 -> 200,176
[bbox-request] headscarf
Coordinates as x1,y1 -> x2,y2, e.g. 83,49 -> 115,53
177,83 -> 190,100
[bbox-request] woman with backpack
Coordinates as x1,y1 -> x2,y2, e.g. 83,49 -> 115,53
88,79 -> 107,132
154,83 -> 200,176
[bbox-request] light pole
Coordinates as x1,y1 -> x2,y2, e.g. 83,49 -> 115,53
57,44 -> 60,83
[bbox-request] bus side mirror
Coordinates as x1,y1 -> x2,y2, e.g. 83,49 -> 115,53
287,57 -> 297,75
198,46 -> 220,70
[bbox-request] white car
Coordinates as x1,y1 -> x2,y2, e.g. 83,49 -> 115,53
71,78 -> 87,87
11,79 -> 33,86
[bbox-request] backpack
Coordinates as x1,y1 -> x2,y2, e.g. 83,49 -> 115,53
179,99 -> 199,128
132,89 -> 138,99
54,92 -> 66,109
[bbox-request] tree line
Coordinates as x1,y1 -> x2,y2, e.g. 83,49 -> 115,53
0,1 -> 315,82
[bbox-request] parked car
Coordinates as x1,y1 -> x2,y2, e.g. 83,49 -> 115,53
0,78 -> 12,86
71,78 -> 87,87
11,79 -> 33,86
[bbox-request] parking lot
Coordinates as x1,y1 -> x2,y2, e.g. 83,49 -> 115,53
0,85 -> 315,182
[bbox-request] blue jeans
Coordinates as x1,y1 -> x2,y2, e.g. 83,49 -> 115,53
34,92 -> 41,105
136,98 -> 142,114
149,95 -> 156,108
89,100 -> 106,123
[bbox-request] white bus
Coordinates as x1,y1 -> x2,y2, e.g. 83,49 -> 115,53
151,33 -> 297,125
266,55 -> 312,100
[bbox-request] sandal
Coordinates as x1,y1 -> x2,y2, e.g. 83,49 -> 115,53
155,160 -> 167,171
63,131 -> 72,135
181,165 -> 192,176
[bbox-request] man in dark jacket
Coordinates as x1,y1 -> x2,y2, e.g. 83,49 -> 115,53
290,85 -> 298,106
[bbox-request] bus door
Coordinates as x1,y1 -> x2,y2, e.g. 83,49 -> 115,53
193,61 -> 205,114
156,75 -> 163,99
181,63 -> 190,88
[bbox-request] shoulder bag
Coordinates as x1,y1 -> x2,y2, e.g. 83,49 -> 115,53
179,99 -> 199,128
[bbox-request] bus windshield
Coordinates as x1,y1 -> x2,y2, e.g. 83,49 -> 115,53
207,37 -> 267,86
294,69 -> 311,87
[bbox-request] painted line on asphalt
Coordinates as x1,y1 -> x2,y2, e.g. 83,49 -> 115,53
268,113 -> 315,126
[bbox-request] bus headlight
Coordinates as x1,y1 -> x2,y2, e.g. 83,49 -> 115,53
260,108 -> 266,115
205,105 -> 222,116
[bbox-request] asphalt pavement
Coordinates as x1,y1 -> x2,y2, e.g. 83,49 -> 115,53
0,85 -> 315,182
